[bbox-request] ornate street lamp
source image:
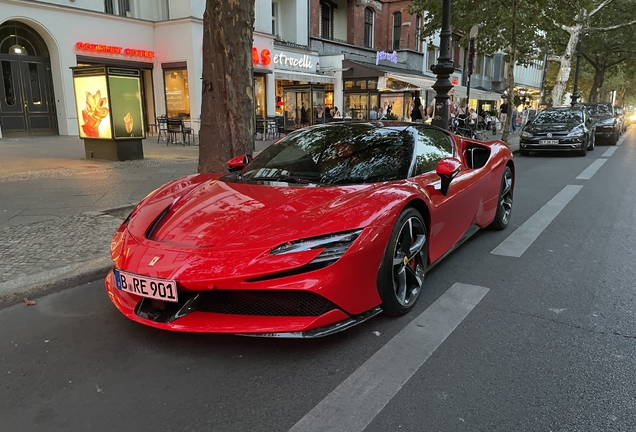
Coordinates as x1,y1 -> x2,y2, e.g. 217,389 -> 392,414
570,35 -> 583,106
430,0 -> 455,130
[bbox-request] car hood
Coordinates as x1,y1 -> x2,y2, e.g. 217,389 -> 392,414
525,123 -> 580,133
128,179 -> 389,249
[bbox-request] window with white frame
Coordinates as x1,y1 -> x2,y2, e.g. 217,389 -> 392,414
415,15 -> 422,52
272,2 -> 279,36
104,0 -> 132,17
364,8 -> 374,48
392,12 -> 401,51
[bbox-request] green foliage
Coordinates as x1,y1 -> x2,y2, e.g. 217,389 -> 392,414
384,112 -> 399,120
409,0 -> 547,64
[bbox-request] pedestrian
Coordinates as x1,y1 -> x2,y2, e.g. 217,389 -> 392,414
370,106 -> 378,120
510,108 -> 517,134
410,97 -> 425,123
499,99 -> 509,131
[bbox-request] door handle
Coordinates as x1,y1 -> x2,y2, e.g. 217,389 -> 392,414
24,102 -> 28,108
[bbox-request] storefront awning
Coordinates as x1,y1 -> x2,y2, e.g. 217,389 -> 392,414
384,73 -> 435,91
453,85 -> 502,101
275,71 -> 336,84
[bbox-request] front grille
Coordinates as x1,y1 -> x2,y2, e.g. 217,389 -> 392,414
192,290 -> 337,316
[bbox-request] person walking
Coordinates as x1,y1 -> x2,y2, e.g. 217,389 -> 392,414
410,97 -> 426,123
510,108 -> 517,134
499,99 -> 509,131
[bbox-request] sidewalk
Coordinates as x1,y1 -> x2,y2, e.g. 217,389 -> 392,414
0,129 -> 518,305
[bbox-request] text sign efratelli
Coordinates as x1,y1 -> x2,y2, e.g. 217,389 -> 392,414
273,49 -> 317,73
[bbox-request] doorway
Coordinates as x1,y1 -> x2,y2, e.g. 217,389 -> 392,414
0,21 -> 58,136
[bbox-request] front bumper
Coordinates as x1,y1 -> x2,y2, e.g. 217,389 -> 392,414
520,137 -> 585,152
595,127 -> 616,140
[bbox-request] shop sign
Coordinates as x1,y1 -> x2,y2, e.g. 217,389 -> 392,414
76,42 -> 155,59
376,50 -> 398,65
273,49 -> 316,73
252,48 -> 272,66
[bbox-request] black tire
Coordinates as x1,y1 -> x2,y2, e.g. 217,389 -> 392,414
377,207 -> 427,316
587,134 -> 595,151
611,130 -> 619,145
577,142 -> 587,157
520,150 -> 530,156
488,166 -> 514,231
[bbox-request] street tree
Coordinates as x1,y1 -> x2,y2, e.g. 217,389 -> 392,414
542,0 -> 636,107
198,0 -> 255,173
409,0 -> 545,143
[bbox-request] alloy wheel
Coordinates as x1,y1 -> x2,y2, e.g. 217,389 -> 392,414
392,217 -> 426,306
500,169 -> 514,225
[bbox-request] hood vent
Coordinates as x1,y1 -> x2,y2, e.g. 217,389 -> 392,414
146,205 -> 172,240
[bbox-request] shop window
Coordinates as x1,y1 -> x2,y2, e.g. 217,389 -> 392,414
1,60 -> 16,106
356,80 -> 367,90
344,80 -> 354,90
254,75 -> 266,119
427,47 -> 437,72
321,2 -> 332,39
344,93 -> 369,121
392,12 -> 401,51
364,8 -> 374,49
163,69 -> 190,119
0,21 -> 49,57
367,80 -> 377,90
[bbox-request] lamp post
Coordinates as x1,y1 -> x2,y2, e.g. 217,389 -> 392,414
570,34 -> 583,106
430,0 -> 455,130
465,25 -> 479,111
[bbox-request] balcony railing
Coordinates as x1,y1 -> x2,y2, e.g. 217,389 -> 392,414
274,38 -> 308,50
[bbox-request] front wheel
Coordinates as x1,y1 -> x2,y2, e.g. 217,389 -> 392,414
488,166 -> 514,231
378,208 -> 427,316
587,134 -> 595,151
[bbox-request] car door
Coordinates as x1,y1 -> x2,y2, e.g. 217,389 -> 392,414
410,128 -> 480,263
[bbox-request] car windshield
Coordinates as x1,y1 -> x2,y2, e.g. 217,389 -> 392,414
532,110 -> 582,124
234,123 -> 414,186
583,104 -> 612,117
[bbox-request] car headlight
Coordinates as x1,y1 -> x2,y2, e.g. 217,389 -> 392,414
630,115 -> 636,121
520,131 -> 533,139
271,229 -> 363,264
566,128 -> 584,138
600,119 -> 615,126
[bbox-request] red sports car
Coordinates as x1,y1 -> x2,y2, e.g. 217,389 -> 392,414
105,122 -> 514,337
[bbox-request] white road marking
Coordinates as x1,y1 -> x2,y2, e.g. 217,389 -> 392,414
617,138 -> 624,146
602,147 -> 618,158
288,283 -> 490,432
491,185 -> 583,258
576,158 -> 607,180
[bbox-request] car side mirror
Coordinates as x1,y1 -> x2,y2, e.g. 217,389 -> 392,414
436,157 -> 461,196
226,154 -> 253,172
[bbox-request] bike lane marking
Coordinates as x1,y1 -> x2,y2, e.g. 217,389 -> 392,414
288,283 -> 490,432
491,185 -> 583,258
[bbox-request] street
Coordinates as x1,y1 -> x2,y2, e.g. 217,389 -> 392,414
2,132 -> 636,432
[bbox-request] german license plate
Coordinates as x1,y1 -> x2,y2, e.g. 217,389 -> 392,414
539,139 -> 559,144
114,269 -> 178,302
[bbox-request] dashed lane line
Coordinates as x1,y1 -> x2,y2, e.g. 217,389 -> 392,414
576,158 -> 607,180
288,283 -> 490,432
602,147 -> 618,158
491,185 -> 583,258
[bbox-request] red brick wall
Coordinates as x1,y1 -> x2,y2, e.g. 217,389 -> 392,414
310,0 -> 420,52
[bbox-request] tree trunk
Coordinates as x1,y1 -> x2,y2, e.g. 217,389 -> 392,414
588,66 -> 604,102
552,23 -> 582,107
501,0 -> 516,144
198,0 -> 256,173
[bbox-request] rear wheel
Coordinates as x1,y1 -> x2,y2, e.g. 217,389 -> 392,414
378,208 -> 427,316
488,166 -> 514,231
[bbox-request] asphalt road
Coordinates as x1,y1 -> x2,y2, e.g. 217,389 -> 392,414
2,130 -> 636,432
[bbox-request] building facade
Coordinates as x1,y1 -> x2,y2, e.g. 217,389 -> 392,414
0,0 -> 544,138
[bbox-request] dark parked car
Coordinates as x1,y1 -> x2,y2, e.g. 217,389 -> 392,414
576,103 -> 620,145
519,107 -> 595,157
